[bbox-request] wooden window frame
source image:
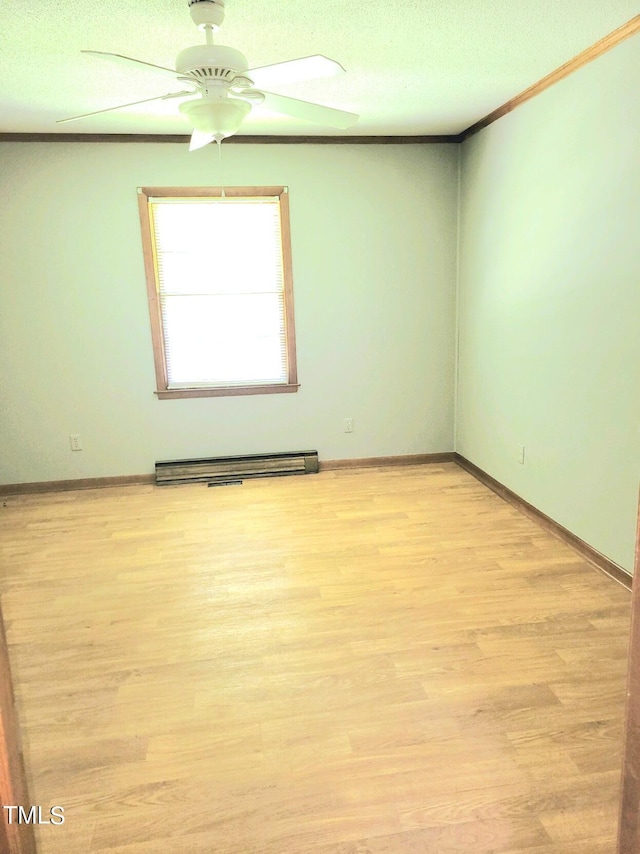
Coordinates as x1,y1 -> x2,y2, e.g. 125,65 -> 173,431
137,186 -> 299,400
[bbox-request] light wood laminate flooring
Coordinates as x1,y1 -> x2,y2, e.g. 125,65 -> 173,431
0,463 -> 631,853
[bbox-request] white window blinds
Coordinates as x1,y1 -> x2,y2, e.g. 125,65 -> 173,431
149,195 -> 288,388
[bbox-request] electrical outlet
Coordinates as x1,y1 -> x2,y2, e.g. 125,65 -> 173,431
69,434 -> 82,451
517,445 -> 525,465
344,417 -> 354,433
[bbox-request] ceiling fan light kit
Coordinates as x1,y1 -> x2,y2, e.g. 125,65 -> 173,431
179,95 -> 251,139
57,0 -> 359,149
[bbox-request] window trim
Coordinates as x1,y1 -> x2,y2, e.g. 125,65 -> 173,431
137,186 -> 299,399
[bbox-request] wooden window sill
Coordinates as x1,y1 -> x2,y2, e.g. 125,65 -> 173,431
155,383 -> 300,400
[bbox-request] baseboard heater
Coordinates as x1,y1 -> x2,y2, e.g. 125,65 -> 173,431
155,450 -> 319,486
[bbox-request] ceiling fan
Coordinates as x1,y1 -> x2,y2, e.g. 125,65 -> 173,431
57,0 -> 359,149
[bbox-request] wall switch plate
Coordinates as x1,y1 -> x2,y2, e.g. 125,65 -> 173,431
344,418 -> 354,433
517,445 -> 525,465
69,434 -> 82,451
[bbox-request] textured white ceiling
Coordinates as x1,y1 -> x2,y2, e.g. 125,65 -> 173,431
0,0 -> 638,136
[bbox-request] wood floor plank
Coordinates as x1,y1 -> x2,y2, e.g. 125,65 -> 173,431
0,463 -> 631,853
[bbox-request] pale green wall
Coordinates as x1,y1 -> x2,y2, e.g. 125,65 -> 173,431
4,41 -> 638,575
0,142 -> 458,483
457,35 -> 640,572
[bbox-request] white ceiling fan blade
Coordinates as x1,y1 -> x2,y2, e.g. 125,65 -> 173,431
261,91 -> 358,130
229,89 -> 265,104
248,55 -> 345,88
189,130 -> 215,151
82,50 -> 179,79
56,91 -> 194,124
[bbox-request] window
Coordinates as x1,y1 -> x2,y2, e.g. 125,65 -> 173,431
138,186 -> 298,399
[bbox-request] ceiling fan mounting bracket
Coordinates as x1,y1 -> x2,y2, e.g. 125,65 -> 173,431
187,0 -> 226,32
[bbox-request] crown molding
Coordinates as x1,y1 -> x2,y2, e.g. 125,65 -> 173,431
0,132 -> 462,144
462,13 -> 640,139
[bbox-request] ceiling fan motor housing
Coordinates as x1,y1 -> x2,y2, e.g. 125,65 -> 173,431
176,44 -> 249,81
188,0 -> 225,31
